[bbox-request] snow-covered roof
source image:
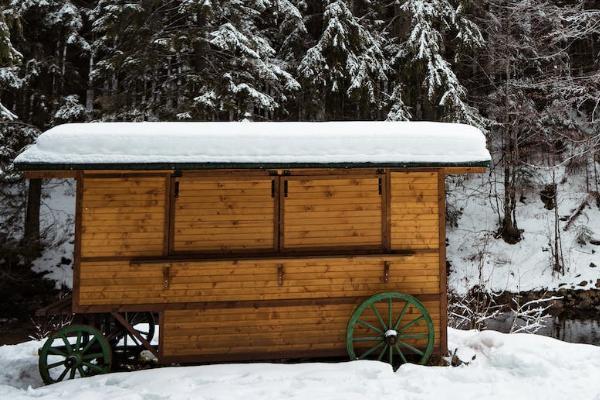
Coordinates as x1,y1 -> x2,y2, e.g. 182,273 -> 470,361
15,121 -> 490,170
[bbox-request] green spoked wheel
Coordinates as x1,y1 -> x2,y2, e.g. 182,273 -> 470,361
346,292 -> 435,369
38,325 -> 112,385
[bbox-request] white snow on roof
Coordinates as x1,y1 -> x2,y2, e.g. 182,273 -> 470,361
15,121 -> 490,166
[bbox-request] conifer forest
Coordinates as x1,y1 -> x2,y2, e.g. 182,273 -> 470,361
0,0 -> 599,339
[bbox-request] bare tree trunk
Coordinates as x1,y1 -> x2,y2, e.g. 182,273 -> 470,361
501,61 -> 521,244
24,178 -> 42,257
85,52 -> 94,119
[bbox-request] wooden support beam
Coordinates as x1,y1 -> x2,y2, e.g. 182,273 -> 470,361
24,170 -> 78,179
111,312 -> 159,357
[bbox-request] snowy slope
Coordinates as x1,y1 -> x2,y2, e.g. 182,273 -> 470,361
1,329 -> 599,400
447,171 -> 600,293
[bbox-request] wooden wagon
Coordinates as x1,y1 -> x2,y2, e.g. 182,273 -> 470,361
15,121 -> 490,384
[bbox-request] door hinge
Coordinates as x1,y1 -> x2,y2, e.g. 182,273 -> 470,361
284,180 -> 288,197
378,177 -> 383,195
174,181 -> 180,198
271,180 -> 275,198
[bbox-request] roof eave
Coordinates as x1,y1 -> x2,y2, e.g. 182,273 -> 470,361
15,160 -> 491,172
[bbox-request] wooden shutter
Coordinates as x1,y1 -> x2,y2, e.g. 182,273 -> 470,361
173,176 -> 276,253
390,171 -> 440,250
282,176 -> 383,249
81,176 -> 167,257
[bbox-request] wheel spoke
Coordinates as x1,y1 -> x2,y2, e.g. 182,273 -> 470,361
69,367 -> 76,379
370,305 -> 387,330
392,302 -> 410,330
377,344 -> 388,361
352,336 -> 382,342
83,362 -> 105,373
75,332 -> 81,350
398,341 -> 425,356
358,341 -> 385,360
57,367 -> 70,382
388,344 -> 393,365
399,315 -> 424,332
60,335 -> 73,353
81,336 -> 96,353
47,361 -> 65,369
398,333 -> 428,340
388,297 -> 393,328
48,347 -> 67,357
77,366 -> 85,378
357,319 -> 383,335
393,344 -> 408,364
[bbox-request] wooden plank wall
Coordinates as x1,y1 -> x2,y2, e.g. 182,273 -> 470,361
390,172 -> 439,250
173,177 -> 275,252
76,169 -> 447,360
80,176 -> 167,257
78,254 -> 439,305
283,176 -> 382,249
162,300 -> 440,360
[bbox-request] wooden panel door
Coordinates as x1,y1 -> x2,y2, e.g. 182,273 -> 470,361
81,176 -> 167,257
173,176 -> 276,253
390,171 -> 440,250
282,175 -> 383,249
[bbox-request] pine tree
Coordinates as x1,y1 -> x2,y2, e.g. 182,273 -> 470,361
387,0 -> 486,128
298,0 -> 388,120
0,0 -> 22,120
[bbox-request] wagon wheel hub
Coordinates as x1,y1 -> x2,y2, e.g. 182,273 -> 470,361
384,330 -> 398,345
64,354 -> 81,368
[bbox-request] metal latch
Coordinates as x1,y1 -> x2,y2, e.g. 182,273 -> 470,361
383,261 -> 390,283
163,265 -> 171,289
277,264 -> 285,286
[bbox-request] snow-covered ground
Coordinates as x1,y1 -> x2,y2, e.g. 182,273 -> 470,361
448,170 -> 600,294
1,328 -> 599,400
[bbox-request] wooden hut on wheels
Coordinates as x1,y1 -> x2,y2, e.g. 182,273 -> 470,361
15,121 -> 490,384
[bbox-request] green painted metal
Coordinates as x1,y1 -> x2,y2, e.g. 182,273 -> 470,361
38,324 -> 112,385
346,292 -> 435,368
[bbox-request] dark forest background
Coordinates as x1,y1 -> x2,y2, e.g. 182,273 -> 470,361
0,0 -> 599,335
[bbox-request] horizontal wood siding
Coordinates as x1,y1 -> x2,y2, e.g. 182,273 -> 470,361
81,177 -> 166,257
173,177 -> 275,252
77,254 -> 439,305
390,172 -> 439,250
161,300 -> 440,358
283,177 -> 382,249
